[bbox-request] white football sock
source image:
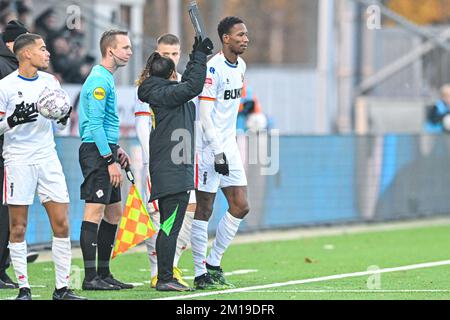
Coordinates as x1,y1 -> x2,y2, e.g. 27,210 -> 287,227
207,212 -> 242,267
52,237 -> 72,289
145,211 -> 160,278
8,241 -> 29,289
174,211 -> 194,267
191,219 -> 209,277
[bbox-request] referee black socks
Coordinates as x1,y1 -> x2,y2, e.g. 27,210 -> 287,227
80,221 -> 98,281
97,220 -> 118,277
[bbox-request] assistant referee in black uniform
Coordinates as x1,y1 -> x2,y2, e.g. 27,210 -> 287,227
137,36 -> 213,291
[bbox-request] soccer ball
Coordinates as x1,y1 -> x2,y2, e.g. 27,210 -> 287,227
37,87 -> 71,120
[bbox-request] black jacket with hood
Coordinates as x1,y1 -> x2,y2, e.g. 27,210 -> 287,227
137,51 -> 207,201
0,39 -> 18,78
0,39 -> 19,168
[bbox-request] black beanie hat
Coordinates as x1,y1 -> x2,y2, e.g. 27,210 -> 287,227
2,20 -> 28,43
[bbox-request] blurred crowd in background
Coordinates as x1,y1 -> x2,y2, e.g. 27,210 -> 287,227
0,0 -> 94,84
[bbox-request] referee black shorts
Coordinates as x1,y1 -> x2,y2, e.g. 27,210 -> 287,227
79,142 -> 121,205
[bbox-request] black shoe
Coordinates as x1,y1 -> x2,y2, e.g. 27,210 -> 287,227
206,264 -> 235,288
100,273 -> 134,289
53,287 -> 87,300
0,272 -> 19,289
82,276 -> 121,291
15,287 -> 32,300
156,278 -> 193,292
193,273 -> 223,290
26,251 -> 39,263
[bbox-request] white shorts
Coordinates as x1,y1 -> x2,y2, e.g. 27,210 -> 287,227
3,158 -> 70,205
195,148 -> 248,193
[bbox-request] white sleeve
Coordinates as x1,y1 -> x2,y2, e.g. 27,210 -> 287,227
134,88 -> 152,165
0,87 -> 11,135
135,114 -> 150,165
0,119 -> 10,135
0,86 -> 8,115
199,99 -> 222,155
198,65 -> 223,155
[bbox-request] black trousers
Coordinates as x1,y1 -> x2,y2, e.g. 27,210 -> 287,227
156,191 -> 190,282
0,167 -> 10,275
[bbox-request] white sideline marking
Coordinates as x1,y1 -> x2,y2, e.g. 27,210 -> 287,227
129,283 -> 145,287
183,269 -> 258,280
4,295 -> 41,300
248,290 -> 450,293
155,259 -> 450,300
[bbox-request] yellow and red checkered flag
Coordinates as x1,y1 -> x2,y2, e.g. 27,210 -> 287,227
112,168 -> 156,259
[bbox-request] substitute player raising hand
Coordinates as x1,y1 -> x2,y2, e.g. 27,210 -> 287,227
192,17 -> 250,290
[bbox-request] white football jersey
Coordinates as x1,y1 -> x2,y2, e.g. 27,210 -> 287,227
134,73 -> 183,127
0,70 -> 61,165
196,52 -> 246,151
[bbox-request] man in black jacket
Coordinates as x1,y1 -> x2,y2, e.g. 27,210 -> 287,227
0,20 -> 39,290
137,36 -> 213,291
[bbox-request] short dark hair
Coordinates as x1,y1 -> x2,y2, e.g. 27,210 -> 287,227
157,33 -> 180,46
100,29 -> 128,57
13,33 -> 42,55
218,16 -> 244,43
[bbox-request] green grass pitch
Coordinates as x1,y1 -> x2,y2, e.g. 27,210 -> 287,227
1,223 -> 449,300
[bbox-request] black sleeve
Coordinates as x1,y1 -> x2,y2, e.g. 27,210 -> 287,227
140,51 -> 207,109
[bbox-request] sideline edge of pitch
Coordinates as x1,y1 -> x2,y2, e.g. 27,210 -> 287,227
155,259 -> 450,300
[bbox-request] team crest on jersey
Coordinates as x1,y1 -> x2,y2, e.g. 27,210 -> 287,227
204,78 -> 213,88
93,87 -> 106,100
17,91 -> 22,98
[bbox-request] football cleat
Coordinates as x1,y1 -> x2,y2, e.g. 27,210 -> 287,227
156,278 -> 193,292
173,267 -> 190,288
15,287 -> 32,300
100,273 -> 134,289
53,287 -> 87,300
82,276 -> 120,290
206,265 -> 235,288
193,273 -> 223,290
150,275 -> 158,288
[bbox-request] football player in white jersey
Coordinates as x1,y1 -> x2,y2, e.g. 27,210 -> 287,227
0,33 -> 85,300
192,17 -> 250,289
134,34 -> 195,288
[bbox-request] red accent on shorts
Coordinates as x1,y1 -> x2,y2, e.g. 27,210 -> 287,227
135,111 -> 151,117
195,153 -> 199,189
3,168 -> 6,204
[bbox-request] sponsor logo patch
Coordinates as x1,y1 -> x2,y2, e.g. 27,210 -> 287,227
204,78 -> 213,88
93,87 -> 106,100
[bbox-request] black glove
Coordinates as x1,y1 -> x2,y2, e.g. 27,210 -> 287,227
192,36 -> 201,55
57,106 -> 72,125
195,37 -> 214,55
214,152 -> 229,176
7,102 -> 38,128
